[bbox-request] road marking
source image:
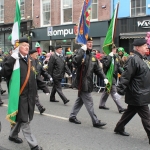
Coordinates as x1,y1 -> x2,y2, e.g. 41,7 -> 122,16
2,104 -> 68,121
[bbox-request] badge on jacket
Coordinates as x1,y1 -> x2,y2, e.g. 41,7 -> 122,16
92,57 -> 96,62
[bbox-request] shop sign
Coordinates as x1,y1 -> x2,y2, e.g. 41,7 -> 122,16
137,20 -> 150,28
47,26 -> 74,37
0,27 -> 12,32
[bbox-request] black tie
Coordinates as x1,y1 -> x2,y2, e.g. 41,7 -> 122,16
24,57 -> 27,62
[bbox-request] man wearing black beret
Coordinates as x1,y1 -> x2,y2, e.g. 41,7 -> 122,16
0,37 -> 49,150
48,45 -> 71,104
114,39 -> 150,144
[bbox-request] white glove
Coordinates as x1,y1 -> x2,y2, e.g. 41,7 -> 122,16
104,79 -> 108,85
69,74 -> 72,77
45,93 -> 50,95
109,52 -> 114,57
114,92 -> 122,100
11,52 -> 19,59
81,45 -> 87,51
0,66 -> 2,71
50,78 -> 53,81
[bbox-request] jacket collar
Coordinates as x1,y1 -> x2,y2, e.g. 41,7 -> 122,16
134,50 -> 144,59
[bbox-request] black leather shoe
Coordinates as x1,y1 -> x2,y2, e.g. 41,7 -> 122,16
9,136 -> 23,143
50,100 -> 59,102
69,117 -> 81,124
119,109 -> 127,113
64,100 -> 70,104
93,121 -> 107,128
39,107 -> 46,114
31,145 -> 43,150
0,101 -> 4,105
1,90 -> 6,95
99,106 -> 109,110
114,129 -> 130,136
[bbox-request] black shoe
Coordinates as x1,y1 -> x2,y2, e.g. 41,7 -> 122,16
69,117 -> 81,124
31,145 -> 43,150
1,90 -> 6,95
99,106 -> 109,110
9,136 -> 23,143
114,129 -> 130,136
93,121 -> 107,128
39,107 -> 46,114
50,100 -> 59,102
64,100 -> 70,104
119,109 -> 127,113
0,101 -> 4,105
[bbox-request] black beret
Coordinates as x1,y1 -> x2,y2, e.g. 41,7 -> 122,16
29,49 -> 37,55
19,37 -> 29,43
55,45 -> 62,50
87,36 -> 93,41
132,39 -> 147,46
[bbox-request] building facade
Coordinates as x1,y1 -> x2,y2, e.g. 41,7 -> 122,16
31,0 -> 111,52
112,0 -> 150,53
0,0 -> 33,51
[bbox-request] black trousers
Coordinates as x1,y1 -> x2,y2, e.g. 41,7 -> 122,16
114,105 -> 150,138
50,79 -> 68,102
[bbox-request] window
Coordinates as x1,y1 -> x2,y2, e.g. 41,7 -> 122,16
91,0 -> 98,20
41,0 -> 50,26
131,0 -> 146,17
0,0 -> 4,22
62,0 -> 72,23
20,0 -> 25,18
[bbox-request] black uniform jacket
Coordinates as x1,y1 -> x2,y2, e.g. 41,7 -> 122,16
117,51 -> 150,106
48,53 -> 71,79
102,54 -> 123,85
0,54 -> 49,122
72,48 -> 106,93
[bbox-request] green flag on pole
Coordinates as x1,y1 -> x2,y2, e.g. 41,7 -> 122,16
6,0 -> 21,124
103,2 -> 119,93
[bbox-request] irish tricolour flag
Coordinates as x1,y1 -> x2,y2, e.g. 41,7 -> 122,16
6,0 -> 21,124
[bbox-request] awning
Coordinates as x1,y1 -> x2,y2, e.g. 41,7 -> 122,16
120,32 -> 147,39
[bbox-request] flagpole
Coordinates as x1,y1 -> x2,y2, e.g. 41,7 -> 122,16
112,2 -> 119,43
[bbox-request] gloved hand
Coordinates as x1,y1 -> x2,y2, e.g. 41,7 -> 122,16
114,92 -> 122,100
0,66 -> 2,71
50,78 -> 53,81
109,52 -> 114,57
69,74 -> 72,77
104,79 -> 108,84
11,52 -> 19,59
81,45 -> 87,51
45,93 -> 50,95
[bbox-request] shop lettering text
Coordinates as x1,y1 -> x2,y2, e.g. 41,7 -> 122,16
137,20 -> 150,28
47,27 -> 74,37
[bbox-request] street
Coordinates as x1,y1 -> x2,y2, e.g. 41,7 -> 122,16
0,82 -> 149,150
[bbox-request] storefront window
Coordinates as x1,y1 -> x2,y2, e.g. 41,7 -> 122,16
0,0 -> 4,22
5,33 -> 12,52
42,0 -> 50,26
91,0 -> 98,20
62,0 -> 72,23
0,33 -> 4,51
131,0 -> 146,17
20,0 -> 25,18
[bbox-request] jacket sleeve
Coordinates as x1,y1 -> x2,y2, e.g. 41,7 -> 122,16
0,56 -> 16,80
48,55 -> 55,78
117,56 -> 137,95
65,64 -> 71,76
72,48 -> 85,67
36,74 -> 50,93
94,59 -> 106,79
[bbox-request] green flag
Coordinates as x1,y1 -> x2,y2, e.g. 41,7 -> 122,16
103,2 -> 119,93
6,0 -> 21,124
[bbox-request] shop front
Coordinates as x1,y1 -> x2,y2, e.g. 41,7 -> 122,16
31,21 -> 109,53
116,16 -> 150,53
0,20 -> 32,52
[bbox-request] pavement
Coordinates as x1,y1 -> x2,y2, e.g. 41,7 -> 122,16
0,81 -> 149,150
